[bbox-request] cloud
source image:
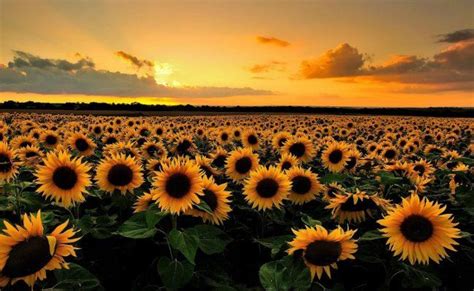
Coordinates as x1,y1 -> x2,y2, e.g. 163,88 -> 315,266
115,51 -> 154,72
437,29 -> 474,43
299,43 -> 366,78
248,61 -> 286,74
0,51 -> 273,98
8,50 -> 94,71
297,29 -> 474,92
256,36 -> 290,47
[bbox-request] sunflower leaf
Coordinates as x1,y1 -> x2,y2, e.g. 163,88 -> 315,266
259,256 -> 311,291
157,256 -> 194,289
168,228 -> 200,264
301,214 -> 322,227
117,212 -> 156,239
320,173 -> 348,184
191,224 -> 232,255
195,200 -> 214,215
359,230 -> 384,241
54,263 -> 102,290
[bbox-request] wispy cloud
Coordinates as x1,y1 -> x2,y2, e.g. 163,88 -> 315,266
256,36 -> 290,47
436,28 -> 474,43
248,61 -> 286,74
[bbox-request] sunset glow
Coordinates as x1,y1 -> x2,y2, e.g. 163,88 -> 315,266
0,0 -> 472,107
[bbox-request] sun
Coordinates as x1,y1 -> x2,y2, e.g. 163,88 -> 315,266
154,62 -> 181,87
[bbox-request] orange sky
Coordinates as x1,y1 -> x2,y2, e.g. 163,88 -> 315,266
0,0 -> 473,107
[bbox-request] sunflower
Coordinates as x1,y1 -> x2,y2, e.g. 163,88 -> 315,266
195,155 -> 220,178
412,159 -> 434,178
272,132 -> 291,150
322,182 -> 345,202
277,153 -> 300,172
0,212 -> 79,288
321,142 -> 350,173
40,130 -> 61,149
242,130 -> 260,150
378,194 -> 461,265
286,167 -> 322,205
96,153 -> 144,194
35,151 -> 91,207
10,136 -> 35,150
186,176 -> 232,225
326,190 -> 390,223
210,147 -> 228,169
152,159 -> 203,214
281,136 -> 315,163
0,142 -> 18,182
243,166 -> 290,210
68,132 -> 96,156
18,145 -> 44,167
173,136 -> 195,156
225,147 -> 259,182
141,141 -> 167,159
288,225 -> 358,280
133,192 -> 155,213
344,149 -> 361,173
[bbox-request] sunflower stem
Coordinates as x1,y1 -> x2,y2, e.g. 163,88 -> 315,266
171,214 -> 178,230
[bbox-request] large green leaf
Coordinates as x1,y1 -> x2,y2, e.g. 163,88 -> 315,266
168,228 -> 200,264
359,230 -> 384,241
190,224 -> 232,255
157,256 -> 194,289
255,235 -> 293,257
117,209 -> 166,239
259,256 -> 311,291
54,263 -> 102,290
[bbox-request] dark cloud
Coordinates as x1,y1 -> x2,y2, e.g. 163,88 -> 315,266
256,36 -> 290,47
298,36 -> 473,92
0,52 -> 273,98
115,51 -> 154,71
437,29 -> 474,43
300,43 -> 366,78
249,61 -> 286,73
8,50 -> 94,71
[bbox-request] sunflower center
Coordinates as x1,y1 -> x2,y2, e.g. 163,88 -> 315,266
20,141 -> 32,148
200,165 -> 214,177
107,164 -> 133,186
281,161 -> 292,171
165,173 -> 191,198
212,155 -> 226,168
328,150 -> 343,164
53,166 -> 78,190
345,157 -> 357,169
247,135 -> 258,145
413,165 -> 425,176
2,236 -> 53,278
384,149 -> 396,159
25,151 -> 39,158
0,154 -> 12,173
289,143 -> 306,158
292,175 -> 312,195
278,138 -> 287,147
147,145 -> 157,156
256,178 -> 279,198
45,135 -> 57,145
105,137 -> 117,144
75,138 -> 89,152
400,215 -> 433,242
340,197 -> 377,211
201,189 -> 218,211
221,133 -> 229,141
304,240 -> 341,266
177,140 -> 192,153
235,157 -> 252,174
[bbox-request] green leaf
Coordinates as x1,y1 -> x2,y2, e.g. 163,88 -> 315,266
145,205 -> 167,228
168,229 -> 200,264
194,200 -> 214,215
378,172 -> 403,186
191,224 -> 232,255
301,214 -> 322,227
117,212 -> 156,239
259,256 -> 311,291
54,263 -> 101,290
320,173 -> 347,184
157,256 -> 194,289
359,230 -> 384,241
399,264 -> 442,288
255,235 -> 292,257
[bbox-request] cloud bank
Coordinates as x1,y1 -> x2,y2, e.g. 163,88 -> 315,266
0,51 -> 272,98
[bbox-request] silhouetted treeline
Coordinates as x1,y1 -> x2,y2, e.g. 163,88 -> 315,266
1,100 -> 473,117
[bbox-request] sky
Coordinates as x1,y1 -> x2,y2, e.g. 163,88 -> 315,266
0,0 -> 473,107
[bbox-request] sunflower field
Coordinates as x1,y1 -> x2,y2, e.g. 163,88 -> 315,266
0,113 -> 473,291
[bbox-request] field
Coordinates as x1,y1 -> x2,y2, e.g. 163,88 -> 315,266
0,112 -> 473,290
